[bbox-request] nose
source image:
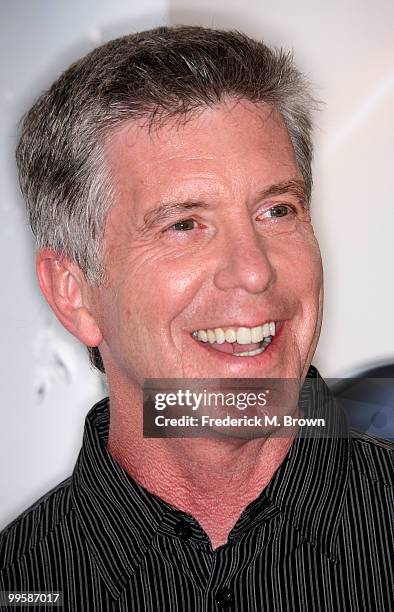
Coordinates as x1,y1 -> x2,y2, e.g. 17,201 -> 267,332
213,221 -> 276,294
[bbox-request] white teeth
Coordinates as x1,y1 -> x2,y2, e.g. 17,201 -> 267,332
225,329 -> 237,343
214,328 -> 226,344
207,330 -> 216,344
233,345 -> 266,357
251,325 -> 264,343
193,321 -> 277,346
236,327 -> 252,345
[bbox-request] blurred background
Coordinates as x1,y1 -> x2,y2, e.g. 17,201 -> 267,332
1,0 -> 393,529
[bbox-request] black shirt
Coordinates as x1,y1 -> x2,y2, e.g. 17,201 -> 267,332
1,370 -> 393,611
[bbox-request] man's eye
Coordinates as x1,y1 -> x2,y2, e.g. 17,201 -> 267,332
264,205 -> 292,218
169,219 -> 196,231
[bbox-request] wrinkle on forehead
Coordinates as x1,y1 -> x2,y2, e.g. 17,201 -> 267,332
105,101 -> 290,187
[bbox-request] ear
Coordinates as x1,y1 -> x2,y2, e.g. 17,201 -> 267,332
36,249 -> 103,347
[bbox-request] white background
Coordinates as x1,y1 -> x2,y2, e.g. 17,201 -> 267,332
1,0 -> 393,529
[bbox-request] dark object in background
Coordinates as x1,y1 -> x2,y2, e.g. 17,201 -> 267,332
330,364 -> 394,441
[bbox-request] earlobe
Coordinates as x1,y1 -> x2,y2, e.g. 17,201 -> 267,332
36,249 -> 103,348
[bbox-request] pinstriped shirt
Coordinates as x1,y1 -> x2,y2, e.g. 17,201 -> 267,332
1,369 -> 393,611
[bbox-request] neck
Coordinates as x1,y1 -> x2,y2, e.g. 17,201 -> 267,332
106,378 -> 294,550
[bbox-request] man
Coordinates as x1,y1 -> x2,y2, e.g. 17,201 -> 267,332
0,26 -> 392,611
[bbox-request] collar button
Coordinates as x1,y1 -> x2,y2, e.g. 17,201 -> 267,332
307,365 -> 317,378
174,519 -> 192,540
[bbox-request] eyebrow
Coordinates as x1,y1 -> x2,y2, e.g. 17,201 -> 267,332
138,200 -> 210,234
138,178 -> 308,234
254,179 -> 308,204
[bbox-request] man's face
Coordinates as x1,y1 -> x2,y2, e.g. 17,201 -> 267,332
91,100 -> 323,386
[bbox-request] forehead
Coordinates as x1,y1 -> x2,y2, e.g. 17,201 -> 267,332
105,99 -> 301,204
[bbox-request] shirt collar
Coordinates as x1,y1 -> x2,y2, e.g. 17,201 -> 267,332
71,398 -> 167,598
71,367 -> 351,596
263,367 -> 351,562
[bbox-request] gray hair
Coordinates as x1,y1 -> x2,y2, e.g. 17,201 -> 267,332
16,25 -> 317,373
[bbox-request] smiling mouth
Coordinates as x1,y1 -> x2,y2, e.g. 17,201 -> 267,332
191,321 -> 278,357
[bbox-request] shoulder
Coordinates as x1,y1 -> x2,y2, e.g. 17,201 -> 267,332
0,478 -> 74,573
349,429 -> 393,488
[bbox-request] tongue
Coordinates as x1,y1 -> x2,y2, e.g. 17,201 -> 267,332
208,341 -> 262,354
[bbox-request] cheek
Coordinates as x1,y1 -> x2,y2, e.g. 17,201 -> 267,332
286,231 -> 322,294
117,256 -> 206,328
